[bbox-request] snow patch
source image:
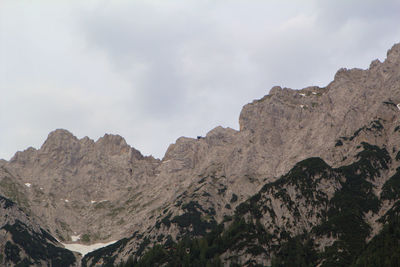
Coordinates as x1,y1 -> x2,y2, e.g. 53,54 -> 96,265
299,93 -> 306,97
90,200 -> 96,204
397,103 -> 400,111
300,105 -> 305,108
25,183 -> 31,188
62,240 -> 118,256
71,235 -> 81,242
312,92 -> 317,95
65,199 -> 69,203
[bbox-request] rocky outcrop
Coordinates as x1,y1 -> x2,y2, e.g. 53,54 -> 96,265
1,130 -> 160,243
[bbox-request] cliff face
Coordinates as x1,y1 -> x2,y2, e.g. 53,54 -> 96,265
1,130 -> 160,243
239,43 -> 400,175
1,43 -> 400,266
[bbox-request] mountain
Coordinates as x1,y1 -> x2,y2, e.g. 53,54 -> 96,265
1,43 -> 400,266
82,43 -> 400,266
1,130 -> 159,243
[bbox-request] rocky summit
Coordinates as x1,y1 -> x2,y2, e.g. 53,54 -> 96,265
1,43 -> 400,266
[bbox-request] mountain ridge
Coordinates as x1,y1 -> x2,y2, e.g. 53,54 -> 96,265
1,42 -> 400,266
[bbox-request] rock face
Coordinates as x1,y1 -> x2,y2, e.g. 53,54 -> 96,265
1,130 -> 160,244
117,140 -> 400,266
1,43 -> 400,266
238,43 -> 400,176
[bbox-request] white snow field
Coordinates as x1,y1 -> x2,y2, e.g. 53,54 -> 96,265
62,240 -> 118,256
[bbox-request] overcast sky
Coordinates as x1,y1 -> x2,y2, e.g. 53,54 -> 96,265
1,0 -> 400,160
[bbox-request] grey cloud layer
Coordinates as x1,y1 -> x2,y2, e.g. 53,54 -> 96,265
1,0 -> 400,160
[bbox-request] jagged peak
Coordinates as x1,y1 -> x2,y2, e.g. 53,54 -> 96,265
47,129 -> 77,140
262,43 -> 400,103
269,86 -> 283,95
206,126 -> 237,139
95,133 -> 144,159
96,133 -> 128,147
41,128 -> 78,146
163,136 -> 197,161
9,146 -> 37,163
37,129 -> 80,155
367,43 -> 400,72
240,43 -> 400,133
386,42 -> 400,62
331,67 -> 365,84
369,59 -> 382,70
10,129 -> 147,164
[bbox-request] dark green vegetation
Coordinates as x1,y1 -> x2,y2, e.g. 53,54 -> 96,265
382,100 -> 398,108
381,167 -> 400,201
337,119 -> 385,143
82,238 -> 129,267
170,201 -> 217,236
271,235 -> 317,267
0,195 -> 76,266
335,140 -> 343,147
117,218 -> 273,267
352,216 -> 400,267
0,195 -> 15,209
116,157 -> 338,266
88,140 -> 400,267
5,241 -> 21,264
1,220 -> 76,266
314,142 -> 390,266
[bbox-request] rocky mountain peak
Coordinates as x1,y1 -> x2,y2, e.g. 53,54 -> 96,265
45,128 -> 77,142
237,43 -> 400,178
9,130 -> 78,164
9,147 -> 37,165
1,127 -> 160,245
386,42 -> 400,62
96,133 -> 127,147
40,129 -> 79,152
95,133 -> 141,158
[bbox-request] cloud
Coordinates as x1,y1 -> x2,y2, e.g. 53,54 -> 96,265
1,0 -> 400,160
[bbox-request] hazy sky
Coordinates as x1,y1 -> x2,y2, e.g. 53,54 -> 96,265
1,0 -> 400,160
